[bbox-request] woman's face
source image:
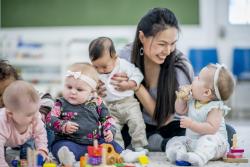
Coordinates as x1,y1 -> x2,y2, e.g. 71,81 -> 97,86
140,27 -> 178,64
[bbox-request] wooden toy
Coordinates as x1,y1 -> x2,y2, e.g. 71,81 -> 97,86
223,134 -> 248,163
27,148 -> 37,167
101,144 -> 123,165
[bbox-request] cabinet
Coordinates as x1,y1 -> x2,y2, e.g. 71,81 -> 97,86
0,35 -> 130,97
1,38 -> 64,97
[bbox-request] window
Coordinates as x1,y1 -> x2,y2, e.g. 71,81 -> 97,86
229,0 -> 250,24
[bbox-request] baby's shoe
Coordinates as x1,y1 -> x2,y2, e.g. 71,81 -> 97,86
120,149 -> 147,163
57,146 -> 76,166
134,147 -> 149,154
165,149 -> 177,163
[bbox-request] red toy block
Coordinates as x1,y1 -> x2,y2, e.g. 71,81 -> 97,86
227,154 -> 243,159
87,145 -> 102,157
230,148 -> 244,153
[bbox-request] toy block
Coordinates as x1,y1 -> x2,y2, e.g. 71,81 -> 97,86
43,163 -> 57,167
227,154 -> 243,159
80,156 -> 87,167
223,157 -> 248,163
138,155 -> 149,165
175,160 -> 191,166
230,148 -> 244,153
88,145 -> 103,157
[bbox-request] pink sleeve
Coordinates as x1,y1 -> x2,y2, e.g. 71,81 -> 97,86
32,113 -> 48,154
0,113 -> 9,166
0,135 -> 8,166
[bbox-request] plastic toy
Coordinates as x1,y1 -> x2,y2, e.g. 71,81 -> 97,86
138,155 -> 149,166
43,162 -> 57,167
80,155 -> 87,167
175,160 -> 191,166
223,134 -> 248,163
87,140 -> 103,165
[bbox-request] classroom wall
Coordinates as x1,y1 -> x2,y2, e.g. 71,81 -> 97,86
2,0 -> 199,27
1,0 -> 250,70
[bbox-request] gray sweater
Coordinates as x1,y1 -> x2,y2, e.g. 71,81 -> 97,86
119,44 -> 194,125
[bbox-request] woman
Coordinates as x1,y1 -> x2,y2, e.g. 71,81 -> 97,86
98,8 -> 235,151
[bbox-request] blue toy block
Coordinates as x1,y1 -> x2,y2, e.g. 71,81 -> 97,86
176,160 -> 192,166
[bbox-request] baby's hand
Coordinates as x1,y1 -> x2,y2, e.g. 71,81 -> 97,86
37,149 -> 49,162
180,116 -> 193,128
104,130 -> 113,142
65,121 -> 79,134
176,85 -> 192,101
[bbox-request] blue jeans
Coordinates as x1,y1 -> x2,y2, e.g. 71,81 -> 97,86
19,128 -> 55,159
47,127 -> 55,152
20,138 -> 35,159
52,138 -> 123,161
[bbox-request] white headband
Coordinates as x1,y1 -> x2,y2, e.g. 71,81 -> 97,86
213,63 -> 226,100
66,70 -> 97,90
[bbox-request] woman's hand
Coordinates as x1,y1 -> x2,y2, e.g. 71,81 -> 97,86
103,130 -> 113,142
97,80 -> 107,97
111,72 -> 130,91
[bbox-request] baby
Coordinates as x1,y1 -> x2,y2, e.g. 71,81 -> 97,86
46,63 -> 123,165
0,81 -> 48,166
89,37 -> 148,152
166,63 -> 235,166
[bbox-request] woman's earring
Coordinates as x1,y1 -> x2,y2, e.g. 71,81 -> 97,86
139,47 -> 144,56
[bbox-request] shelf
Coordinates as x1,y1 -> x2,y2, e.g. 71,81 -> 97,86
21,73 -> 61,82
8,59 -> 60,66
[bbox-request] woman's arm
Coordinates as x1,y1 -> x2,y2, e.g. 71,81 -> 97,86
175,99 -> 188,115
135,85 -> 156,117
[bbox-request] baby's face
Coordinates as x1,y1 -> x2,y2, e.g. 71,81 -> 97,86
191,67 -> 214,100
91,51 -> 116,74
63,77 -> 93,105
11,102 -> 39,127
0,77 -> 16,108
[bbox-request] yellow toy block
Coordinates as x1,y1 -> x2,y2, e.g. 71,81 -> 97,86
138,155 -> 149,165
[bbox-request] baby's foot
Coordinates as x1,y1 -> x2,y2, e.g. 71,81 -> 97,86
57,146 -> 76,166
178,152 -> 205,166
134,147 -> 149,154
147,133 -> 163,151
165,149 -> 177,163
121,149 -> 146,163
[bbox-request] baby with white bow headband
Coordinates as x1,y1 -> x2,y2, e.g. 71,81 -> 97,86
46,62 -> 124,165
166,63 -> 235,166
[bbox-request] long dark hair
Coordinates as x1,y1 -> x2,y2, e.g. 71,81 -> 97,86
131,8 -> 192,127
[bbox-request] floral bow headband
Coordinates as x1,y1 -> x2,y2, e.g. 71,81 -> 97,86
65,70 -> 97,90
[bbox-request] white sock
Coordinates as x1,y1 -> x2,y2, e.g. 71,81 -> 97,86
178,152 -> 205,166
57,146 -> 76,166
165,148 -> 177,163
120,149 -> 147,163
134,147 -> 149,154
